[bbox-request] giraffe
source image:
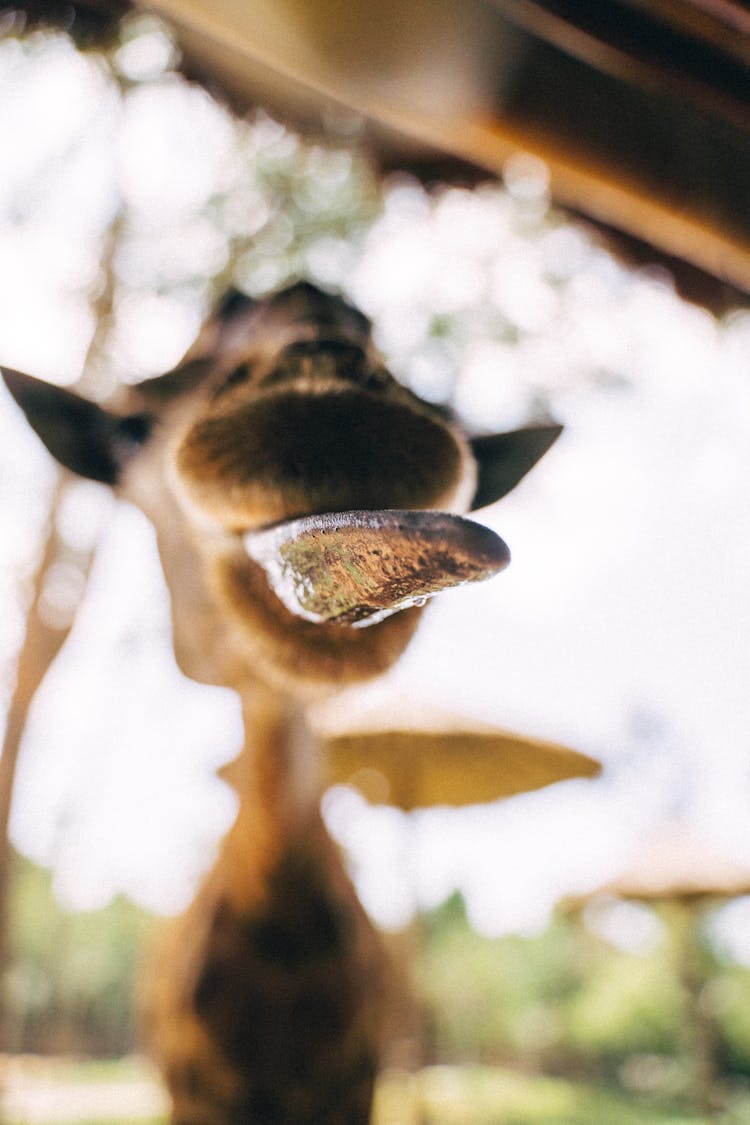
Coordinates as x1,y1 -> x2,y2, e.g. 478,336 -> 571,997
2,281 -> 596,1123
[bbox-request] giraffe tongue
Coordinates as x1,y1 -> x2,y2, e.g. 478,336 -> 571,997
243,509 -> 510,627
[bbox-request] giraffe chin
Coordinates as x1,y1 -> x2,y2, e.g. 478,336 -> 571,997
210,549 -> 424,696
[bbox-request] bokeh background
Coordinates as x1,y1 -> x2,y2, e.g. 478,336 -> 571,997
2,10 -> 750,1123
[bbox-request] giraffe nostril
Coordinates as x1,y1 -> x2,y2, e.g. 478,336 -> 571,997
211,362 -> 255,401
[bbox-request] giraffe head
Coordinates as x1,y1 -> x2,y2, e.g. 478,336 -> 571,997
2,282 -> 560,695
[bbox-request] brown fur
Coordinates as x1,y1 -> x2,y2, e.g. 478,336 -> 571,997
213,552 -> 424,691
2,281 -> 560,1124
132,290 -> 473,1121
116,284 -> 476,696
143,699 -> 386,1125
175,386 -> 465,527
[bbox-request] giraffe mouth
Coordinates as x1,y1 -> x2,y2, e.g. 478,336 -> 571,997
242,509 -> 510,627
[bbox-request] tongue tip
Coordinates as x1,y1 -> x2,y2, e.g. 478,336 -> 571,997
244,508 -> 511,625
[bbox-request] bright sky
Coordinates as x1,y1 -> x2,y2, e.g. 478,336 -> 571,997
2,22 -> 750,958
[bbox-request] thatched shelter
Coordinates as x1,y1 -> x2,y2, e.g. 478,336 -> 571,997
570,820 -> 750,1115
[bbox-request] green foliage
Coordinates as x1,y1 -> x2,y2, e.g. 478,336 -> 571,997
701,969 -> 750,1075
418,891 -> 750,1096
226,129 -> 381,298
566,953 -> 683,1057
4,852 -> 157,1054
418,893 -> 586,1063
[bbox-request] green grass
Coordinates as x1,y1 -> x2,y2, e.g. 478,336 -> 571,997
6,1056 -> 750,1124
0,1053 -> 167,1125
376,1066 -> 717,1124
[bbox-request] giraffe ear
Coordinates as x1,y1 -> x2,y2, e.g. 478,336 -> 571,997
470,423 -> 563,510
1,367 -> 152,485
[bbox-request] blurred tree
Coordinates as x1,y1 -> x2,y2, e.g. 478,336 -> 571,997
4,850 -> 156,1055
418,893 -> 586,1068
0,16 -> 382,1046
417,889 -> 750,1104
0,215 -> 123,1044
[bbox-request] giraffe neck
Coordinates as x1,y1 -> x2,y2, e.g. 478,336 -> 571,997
147,684 -> 383,1125
217,687 -> 325,912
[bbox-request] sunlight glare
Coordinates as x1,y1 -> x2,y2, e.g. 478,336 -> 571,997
582,898 -> 666,956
